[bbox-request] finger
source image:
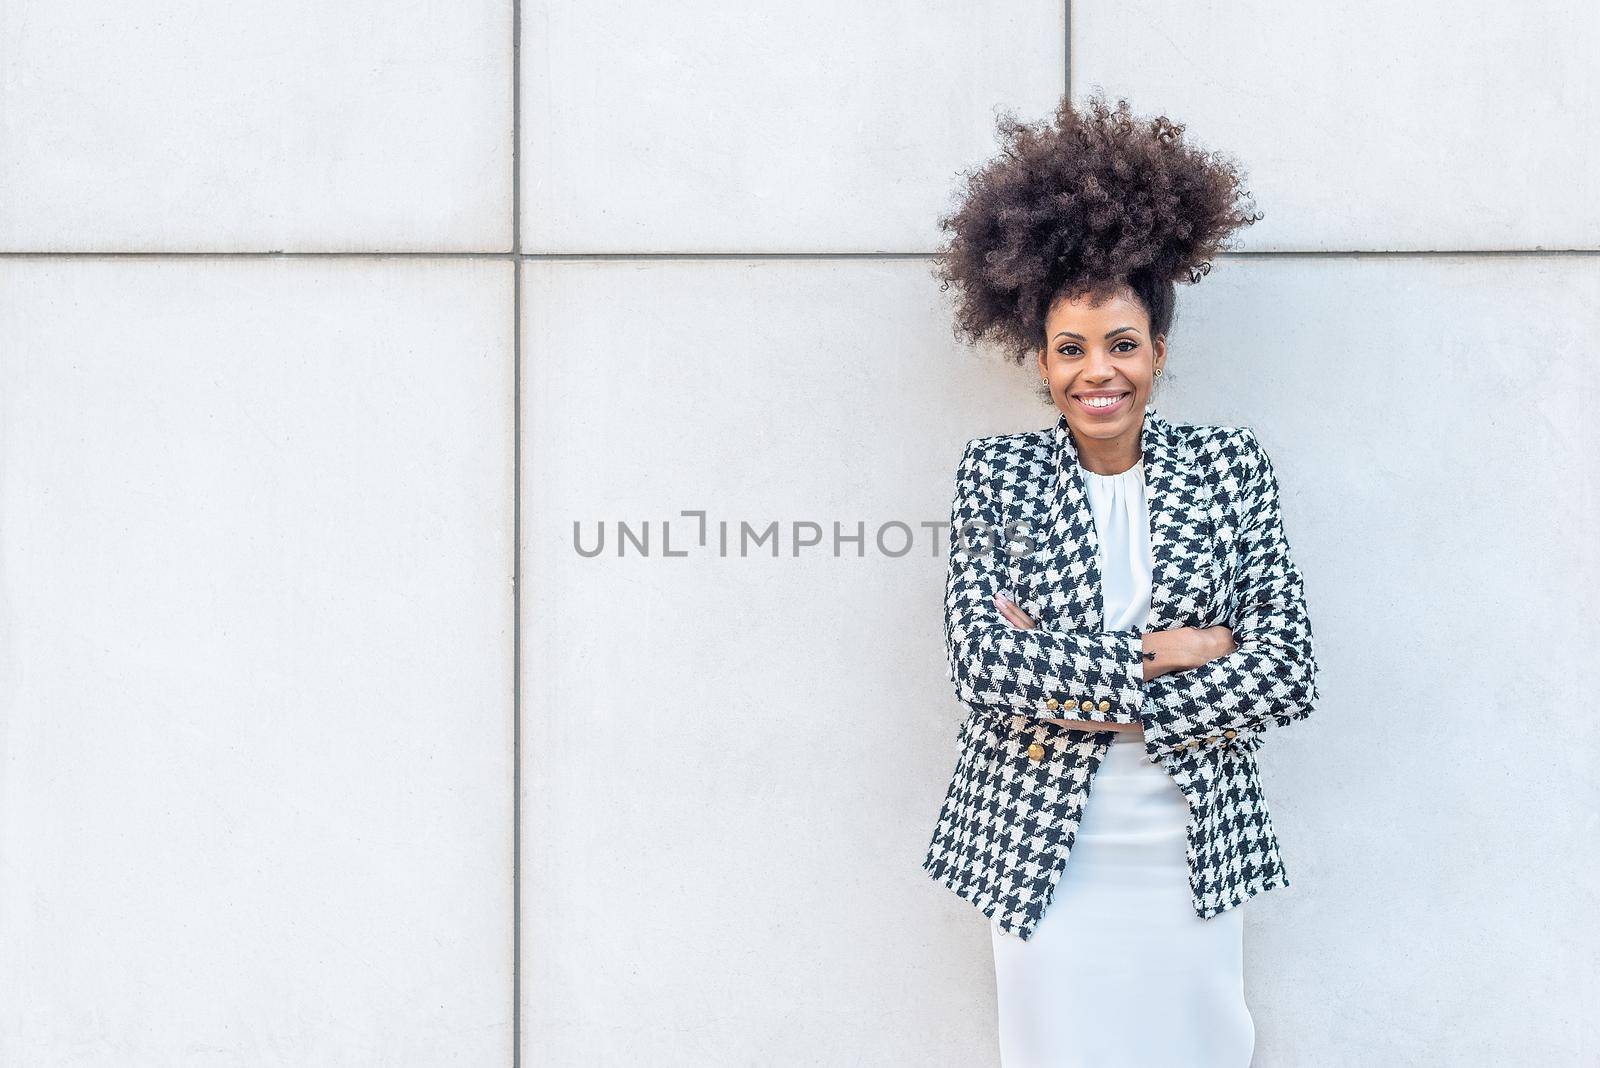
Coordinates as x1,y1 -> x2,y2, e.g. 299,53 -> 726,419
1001,602 -> 1037,630
995,598 -> 1028,629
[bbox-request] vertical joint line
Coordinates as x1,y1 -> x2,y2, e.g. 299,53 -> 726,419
510,0 -> 523,1063
1064,0 -> 1072,100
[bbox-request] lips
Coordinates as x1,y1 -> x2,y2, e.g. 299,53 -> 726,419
1072,391 -> 1132,416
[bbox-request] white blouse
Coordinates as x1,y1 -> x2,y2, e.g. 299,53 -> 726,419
1079,457 -> 1154,633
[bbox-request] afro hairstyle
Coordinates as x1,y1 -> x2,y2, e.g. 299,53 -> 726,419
933,90 -> 1262,369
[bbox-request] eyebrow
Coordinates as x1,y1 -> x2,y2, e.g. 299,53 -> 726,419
1053,326 -> 1142,341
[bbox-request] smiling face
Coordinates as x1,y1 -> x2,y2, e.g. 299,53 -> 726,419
1036,284 -> 1167,469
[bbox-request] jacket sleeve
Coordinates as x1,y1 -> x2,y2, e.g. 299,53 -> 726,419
1136,427 -> 1320,755
944,439 -> 1147,722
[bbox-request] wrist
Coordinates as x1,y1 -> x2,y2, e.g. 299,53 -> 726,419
1179,627 -> 1215,671
1138,631 -> 1186,680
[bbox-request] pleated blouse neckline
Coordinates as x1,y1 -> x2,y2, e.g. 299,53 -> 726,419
1078,456 -> 1145,481
1077,456 -> 1152,634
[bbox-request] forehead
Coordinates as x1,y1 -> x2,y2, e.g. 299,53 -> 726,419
1045,285 -> 1147,328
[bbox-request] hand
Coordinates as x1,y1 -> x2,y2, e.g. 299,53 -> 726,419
993,591 -> 1036,630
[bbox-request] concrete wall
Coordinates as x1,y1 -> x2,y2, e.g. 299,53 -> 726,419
2,0 -> 1595,1064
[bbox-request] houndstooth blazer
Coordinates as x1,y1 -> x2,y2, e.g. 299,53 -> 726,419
921,406 -> 1320,940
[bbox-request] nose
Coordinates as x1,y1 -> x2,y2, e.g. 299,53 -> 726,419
1083,347 -> 1117,381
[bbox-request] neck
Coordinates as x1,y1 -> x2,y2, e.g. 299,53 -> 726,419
1072,421 -> 1145,475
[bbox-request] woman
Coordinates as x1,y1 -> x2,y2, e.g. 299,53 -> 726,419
920,93 -> 1321,1066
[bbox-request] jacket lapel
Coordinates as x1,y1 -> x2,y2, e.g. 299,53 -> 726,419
1017,408 -> 1217,634
1145,411 -> 1227,631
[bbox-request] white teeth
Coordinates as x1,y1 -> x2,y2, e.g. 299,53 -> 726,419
1079,393 -> 1127,408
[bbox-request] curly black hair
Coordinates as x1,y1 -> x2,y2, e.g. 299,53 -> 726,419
933,90 -> 1262,369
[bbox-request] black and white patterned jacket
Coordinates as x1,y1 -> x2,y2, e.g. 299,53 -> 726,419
921,407 -> 1320,940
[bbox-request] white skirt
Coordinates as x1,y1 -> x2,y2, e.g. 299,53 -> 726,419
989,730 -> 1255,1067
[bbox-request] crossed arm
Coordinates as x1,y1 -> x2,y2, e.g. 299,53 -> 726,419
994,591 -> 1236,729
942,439 -> 1148,723
943,429 -> 1319,751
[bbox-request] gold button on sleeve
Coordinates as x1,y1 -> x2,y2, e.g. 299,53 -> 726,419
1046,698 -> 1059,711
1097,699 -> 1111,712
1078,699 -> 1095,713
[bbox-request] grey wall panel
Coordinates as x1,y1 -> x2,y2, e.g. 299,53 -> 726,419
0,258 -> 516,1065
0,1 -> 513,253
520,0 -> 1068,253
1072,1 -> 1600,251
